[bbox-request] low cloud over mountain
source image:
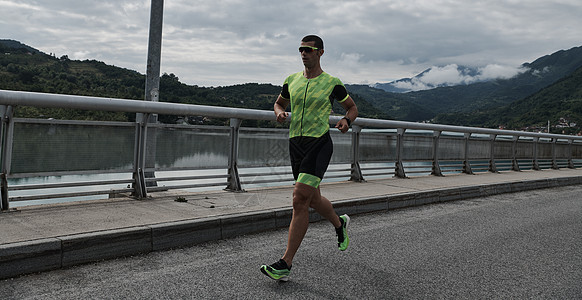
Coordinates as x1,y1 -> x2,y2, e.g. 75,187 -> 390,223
375,64 -> 528,93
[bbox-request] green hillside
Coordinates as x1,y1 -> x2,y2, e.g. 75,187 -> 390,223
346,84 -> 433,121
356,45 -> 582,122
0,39 -> 387,125
4,39 -> 581,133
434,65 -> 582,134
405,46 -> 582,115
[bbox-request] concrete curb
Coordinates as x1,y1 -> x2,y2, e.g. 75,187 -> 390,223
1,175 -> 581,279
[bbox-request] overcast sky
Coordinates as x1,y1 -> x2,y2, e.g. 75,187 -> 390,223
2,0 -> 582,88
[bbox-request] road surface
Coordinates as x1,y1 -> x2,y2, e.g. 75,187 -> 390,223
1,186 -> 581,299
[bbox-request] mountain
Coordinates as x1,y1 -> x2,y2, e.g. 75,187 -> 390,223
409,46 -> 582,114
434,64 -> 582,133
374,65 -> 485,93
3,39 -> 582,131
0,40 -> 388,124
0,39 -> 42,54
346,84 -> 433,121
352,45 -> 582,121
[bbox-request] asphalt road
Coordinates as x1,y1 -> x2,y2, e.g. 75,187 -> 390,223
1,186 -> 581,299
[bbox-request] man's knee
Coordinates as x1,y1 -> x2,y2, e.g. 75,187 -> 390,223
293,183 -> 316,210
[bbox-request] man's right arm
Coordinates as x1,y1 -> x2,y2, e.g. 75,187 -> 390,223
274,95 -> 290,123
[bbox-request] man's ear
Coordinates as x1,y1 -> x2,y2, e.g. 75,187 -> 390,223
319,49 -> 324,57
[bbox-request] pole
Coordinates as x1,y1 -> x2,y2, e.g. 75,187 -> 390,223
145,0 -> 164,104
142,0 -> 164,188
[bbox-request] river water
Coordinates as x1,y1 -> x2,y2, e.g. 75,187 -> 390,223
7,123 -> 353,206
6,122 -> 537,207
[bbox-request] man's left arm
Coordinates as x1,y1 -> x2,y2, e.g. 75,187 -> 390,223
335,96 -> 358,133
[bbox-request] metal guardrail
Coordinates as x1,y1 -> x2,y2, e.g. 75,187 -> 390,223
1,89 -> 582,210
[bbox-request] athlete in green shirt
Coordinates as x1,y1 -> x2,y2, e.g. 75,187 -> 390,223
261,35 -> 358,281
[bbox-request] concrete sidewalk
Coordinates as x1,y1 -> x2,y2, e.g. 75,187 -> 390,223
1,169 -> 582,279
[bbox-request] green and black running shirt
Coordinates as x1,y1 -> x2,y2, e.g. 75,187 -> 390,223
280,71 -> 349,138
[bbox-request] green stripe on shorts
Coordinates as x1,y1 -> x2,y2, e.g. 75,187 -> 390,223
297,173 -> 321,188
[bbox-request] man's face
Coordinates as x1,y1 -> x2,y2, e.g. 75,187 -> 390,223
299,41 -> 322,68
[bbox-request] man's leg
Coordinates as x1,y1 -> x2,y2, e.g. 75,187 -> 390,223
310,188 -> 341,228
262,183 -> 349,280
312,187 -> 350,251
260,183 -> 313,281
281,182 -> 317,266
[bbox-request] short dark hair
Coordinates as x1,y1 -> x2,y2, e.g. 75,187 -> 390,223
302,35 -> 324,49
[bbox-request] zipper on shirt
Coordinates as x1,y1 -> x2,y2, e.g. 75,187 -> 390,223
301,79 -> 310,136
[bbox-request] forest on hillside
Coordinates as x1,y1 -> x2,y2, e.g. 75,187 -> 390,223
3,39 -> 582,134
0,43 -> 387,126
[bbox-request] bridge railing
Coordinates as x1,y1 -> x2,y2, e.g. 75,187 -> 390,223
1,89 -> 582,210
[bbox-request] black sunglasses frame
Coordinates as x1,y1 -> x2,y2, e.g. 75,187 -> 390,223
298,46 -> 320,53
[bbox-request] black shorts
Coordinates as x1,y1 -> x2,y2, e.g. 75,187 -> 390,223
289,132 -> 333,188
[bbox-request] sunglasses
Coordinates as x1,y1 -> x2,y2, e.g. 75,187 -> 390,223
299,46 -> 320,53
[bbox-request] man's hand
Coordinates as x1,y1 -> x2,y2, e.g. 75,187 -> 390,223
336,96 -> 357,134
274,95 -> 290,123
276,111 -> 289,123
335,118 -> 350,133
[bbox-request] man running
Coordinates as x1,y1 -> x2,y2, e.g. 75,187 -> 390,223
261,35 -> 358,281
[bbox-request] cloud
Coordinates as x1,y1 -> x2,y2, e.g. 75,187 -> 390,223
391,64 -> 528,92
71,50 -> 92,60
477,64 -> 527,80
1,0 -> 582,86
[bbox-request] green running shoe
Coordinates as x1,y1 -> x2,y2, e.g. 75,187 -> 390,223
260,259 -> 291,281
336,214 -> 350,251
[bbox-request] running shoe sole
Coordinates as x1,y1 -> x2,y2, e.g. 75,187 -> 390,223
260,265 -> 290,281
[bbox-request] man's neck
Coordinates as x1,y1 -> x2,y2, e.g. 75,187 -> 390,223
303,66 -> 323,79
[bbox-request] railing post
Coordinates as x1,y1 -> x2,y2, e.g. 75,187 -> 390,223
463,132 -> 473,174
511,136 -> 521,171
225,118 -> 244,192
395,128 -> 407,178
567,139 -> 575,169
551,138 -> 559,170
431,130 -> 443,176
0,105 -> 14,211
532,137 -> 540,170
489,134 -> 498,173
132,113 -> 149,198
349,125 -> 365,182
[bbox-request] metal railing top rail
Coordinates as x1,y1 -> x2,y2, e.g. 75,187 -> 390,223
2,89 -> 582,142
0,89 -> 274,121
